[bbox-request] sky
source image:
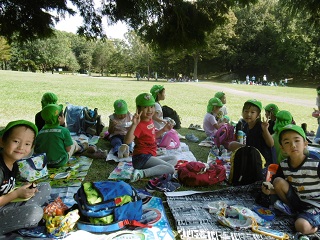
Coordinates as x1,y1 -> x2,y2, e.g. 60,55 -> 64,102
54,2 -> 128,40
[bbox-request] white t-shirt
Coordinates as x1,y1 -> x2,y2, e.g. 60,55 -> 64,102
153,102 -> 165,130
316,96 -> 320,108
203,112 -> 218,137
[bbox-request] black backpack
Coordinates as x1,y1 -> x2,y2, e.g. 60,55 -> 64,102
162,105 -> 181,129
229,146 -> 266,186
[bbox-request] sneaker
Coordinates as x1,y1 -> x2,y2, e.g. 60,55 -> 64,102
274,200 -> 295,216
131,169 -> 144,182
145,178 -> 160,193
145,178 -> 180,193
156,147 -> 167,156
118,144 -> 129,158
185,133 -> 199,143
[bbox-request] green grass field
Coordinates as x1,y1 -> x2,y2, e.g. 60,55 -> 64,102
0,70 -> 318,236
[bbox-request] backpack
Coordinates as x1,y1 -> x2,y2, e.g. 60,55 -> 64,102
65,103 -> 104,136
229,146 -> 266,186
162,105 -> 181,129
74,180 -> 148,233
213,124 -> 235,148
158,130 -> 180,149
177,161 -> 226,187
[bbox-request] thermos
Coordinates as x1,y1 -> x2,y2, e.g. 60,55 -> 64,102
237,130 -> 244,144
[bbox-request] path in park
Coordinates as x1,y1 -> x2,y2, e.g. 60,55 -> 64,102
187,82 -> 313,108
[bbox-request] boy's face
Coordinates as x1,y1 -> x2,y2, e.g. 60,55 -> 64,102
220,95 -> 226,104
280,131 -> 307,161
1,126 -> 35,162
139,105 -> 155,121
58,114 -> 65,126
265,110 -> 271,119
242,106 -> 260,124
115,113 -> 127,120
213,106 -> 222,114
157,90 -> 166,101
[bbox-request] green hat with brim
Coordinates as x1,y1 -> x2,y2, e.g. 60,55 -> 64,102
207,97 -> 223,113
41,92 -> 58,109
41,104 -> 63,127
0,120 -> 38,137
114,99 -> 128,115
278,124 -> 306,144
136,93 -> 155,107
150,85 -> 164,100
265,103 -> 279,115
245,99 -> 262,111
273,110 -> 293,133
214,91 -> 225,99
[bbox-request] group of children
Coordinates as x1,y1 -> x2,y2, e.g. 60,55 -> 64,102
203,88 -> 320,235
1,86 -> 320,236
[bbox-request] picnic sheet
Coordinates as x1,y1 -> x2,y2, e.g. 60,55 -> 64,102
108,142 -> 197,180
165,183 -> 320,240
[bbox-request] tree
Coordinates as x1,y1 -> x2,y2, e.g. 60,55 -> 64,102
92,40 -> 116,76
0,37 -> 11,69
0,0 -> 258,50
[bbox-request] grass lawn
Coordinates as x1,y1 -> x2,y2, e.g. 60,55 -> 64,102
0,70 -> 318,237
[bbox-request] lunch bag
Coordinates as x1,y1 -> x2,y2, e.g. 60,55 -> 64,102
213,124 -> 235,148
177,161 -> 226,187
17,153 -> 48,182
74,180 -> 148,233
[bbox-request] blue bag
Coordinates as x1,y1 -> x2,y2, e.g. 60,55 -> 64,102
74,180 -> 148,232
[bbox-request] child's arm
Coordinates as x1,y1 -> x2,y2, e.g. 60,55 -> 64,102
108,118 -> 116,134
0,183 -> 37,206
156,122 -> 173,138
261,117 -> 274,147
124,110 -> 141,144
153,112 -> 167,126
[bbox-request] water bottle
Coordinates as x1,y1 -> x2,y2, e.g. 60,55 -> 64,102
237,130 -> 244,144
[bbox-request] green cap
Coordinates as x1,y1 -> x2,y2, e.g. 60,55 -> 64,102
150,85 -> 164,100
0,120 -> 38,137
278,124 -> 306,144
41,92 -> 58,109
273,110 -> 293,133
214,92 -> 225,99
136,93 -> 156,107
245,99 -> 262,111
265,104 -> 279,115
207,97 -> 223,113
317,90 -> 320,95
41,104 -> 63,126
113,99 -> 128,115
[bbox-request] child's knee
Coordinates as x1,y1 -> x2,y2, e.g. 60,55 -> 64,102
295,218 -> 317,234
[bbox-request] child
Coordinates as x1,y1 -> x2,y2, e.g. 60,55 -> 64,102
150,85 -> 167,130
108,99 -> 133,158
0,120 -> 51,235
124,93 -> 178,182
228,99 -> 274,165
203,97 -> 224,137
35,104 -> 82,167
262,124 -> 320,235
264,103 -> 279,135
272,110 -> 293,163
35,92 -> 64,131
214,91 -> 228,120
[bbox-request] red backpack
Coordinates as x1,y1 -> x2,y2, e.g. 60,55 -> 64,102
177,161 -> 226,187
213,124 -> 235,148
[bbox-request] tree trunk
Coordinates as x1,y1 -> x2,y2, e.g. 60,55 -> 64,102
193,53 -> 199,80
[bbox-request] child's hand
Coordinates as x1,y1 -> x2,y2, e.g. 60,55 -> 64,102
261,117 -> 269,131
261,181 -> 274,195
16,183 -> 38,199
163,121 -> 173,132
132,109 -> 142,125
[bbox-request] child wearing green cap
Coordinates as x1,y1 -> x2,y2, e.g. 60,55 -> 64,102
124,93 -> 177,182
262,124 -> 320,235
203,97 -> 225,137
108,99 -> 133,158
214,91 -> 228,121
229,99 -> 274,165
150,85 -> 167,130
0,120 -> 51,235
264,103 -> 279,135
35,104 -> 82,167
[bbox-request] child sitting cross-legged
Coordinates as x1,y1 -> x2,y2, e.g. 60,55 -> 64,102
203,97 -> 226,137
0,120 -> 51,235
124,93 -> 178,182
108,99 -> 133,158
262,124 -> 320,235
